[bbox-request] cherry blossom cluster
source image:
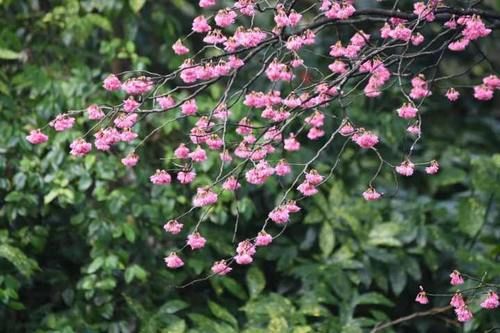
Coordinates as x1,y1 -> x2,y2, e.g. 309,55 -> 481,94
26,0 -> 500,293
416,270 -> 499,323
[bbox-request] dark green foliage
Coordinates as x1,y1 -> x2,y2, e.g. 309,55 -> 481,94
0,1 -> 499,332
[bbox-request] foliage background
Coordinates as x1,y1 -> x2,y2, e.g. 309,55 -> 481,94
0,0 -> 499,332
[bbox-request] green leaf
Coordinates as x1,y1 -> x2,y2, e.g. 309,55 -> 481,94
208,301 -> 238,327
354,292 -> 393,307
319,223 -> 335,257
87,257 -> 104,274
0,48 -> 21,60
221,277 -> 247,300
129,0 -> 146,13
267,316 -> 288,333
368,222 -> 402,247
458,198 -> 486,237
246,266 -> 265,299
0,244 -> 39,277
389,265 -> 407,295
158,299 -> 189,314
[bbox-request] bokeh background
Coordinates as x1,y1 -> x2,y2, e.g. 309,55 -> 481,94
1,0 -> 499,332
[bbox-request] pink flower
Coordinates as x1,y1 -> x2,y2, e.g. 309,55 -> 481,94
199,0 -> 215,8
120,129 -> 138,142
352,131 -> 379,149
445,88 -> 460,101
448,38 -> 470,51
410,75 -> 431,100
483,75 -> 500,89
174,143 -> 190,159
87,104 -> 105,120
307,127 -> 325,140
121,153 -> 139,167
103,74 -> 121,91
192,187 -> 218,207
450,292 -> 465,308
50,114 -> 75,132
339,122 -> 355,136
150,169 -> 172,185
164,253 -> 184,269
163,220 -> 183,235
275,160 -> 291,176
123,97 -> 140,113
215,9 -> 237,28
177,170 -> 196,184
425,160 -> 439,174
284,134 -> 300,151
288,10 -> 302,26
269,206 -> 290,224
187,232 -> 207,250
411,33 -> 425,46
189,146 -> 207,163
328,60 -> 347,74
192,16 -> 211,33
222,176 -> 241,191
305,170 -> 323,186
255,231 -> 273,246
407,123 -> 421,136
297,181 -> 318,196
181,99 -> 197,116
172,40 -> 189,55
237,240 -> 256,256
480,291 -> 499,309
455,305 -> 473,322
363,187 -> 382,201
415,287 -> 429,304
69,138 -> 92,157
114,113 -> 137,129
211,260 -> 232,275
473,84 -> 494,101
395,160 -> 415,177
157,96 -> 175,109
285,200 -> 301,213
235,239 -> 255,265
26,129 -> 48,144
121,77 -> 153,95
397,104 -> 418,119
235,253 -> 253,265
450,270 -> 464,285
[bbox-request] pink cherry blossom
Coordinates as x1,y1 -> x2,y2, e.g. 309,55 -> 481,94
255,231 -> 273,246
480,291 -> 499,309
103,74 -> 121,91
69,138 -> 92,157
450,270 -> 464,285
164,253 -> 184,269
121,153 -> 139,167
446,88 -> 460,101
425,161 -> 439,174
363,187 -> 382,201
163,220 -> 183,235
192,187 -> 218,207
123,97 -> 140,113
192,16 -> 211,33
186,232 -> 207,250
455,306 -> 473,322
352,131 -> 379,149
87,104 -> 105,120
150,169 -> 172,185
50,114 -> 75,132
157,96 -> 175,109
211,260 -> 232,275
395,161 -> 415,177
172,40 -> 189,55
26,129 -> 48,144
397,104 -> 418,119
177,170 -> 196,184
415,287 -> 429,304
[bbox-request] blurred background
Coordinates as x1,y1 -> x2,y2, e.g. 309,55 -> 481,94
0,0 -> 499,332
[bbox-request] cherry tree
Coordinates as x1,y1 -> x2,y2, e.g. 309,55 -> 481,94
26,0 -> 500,324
